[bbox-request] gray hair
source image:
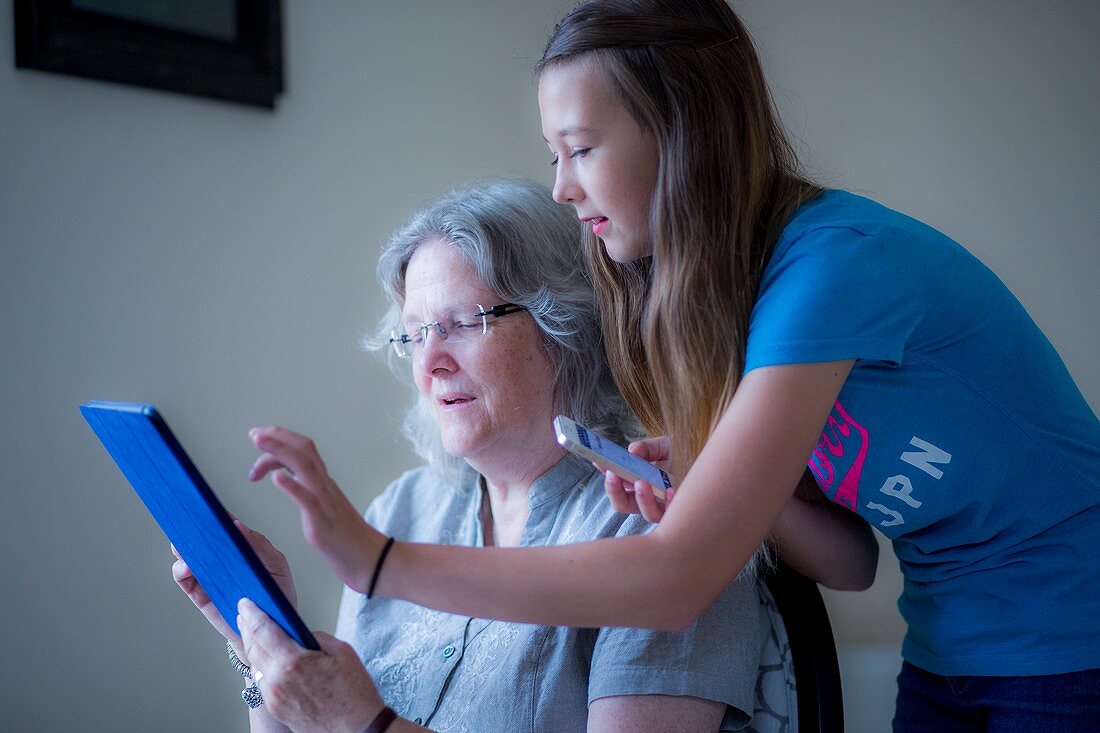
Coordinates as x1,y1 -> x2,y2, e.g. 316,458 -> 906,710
364,177 -> 636,482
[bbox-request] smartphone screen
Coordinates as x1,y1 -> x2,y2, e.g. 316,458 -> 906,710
575,423 -> 672,489
554,415 -> 672,493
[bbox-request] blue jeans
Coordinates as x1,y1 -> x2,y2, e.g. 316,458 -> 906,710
893,661 -> 1100,732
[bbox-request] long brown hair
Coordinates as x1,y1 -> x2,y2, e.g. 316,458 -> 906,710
536,0 -> 823,476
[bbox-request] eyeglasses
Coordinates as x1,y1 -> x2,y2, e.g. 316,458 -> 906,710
388,303 -> 527,358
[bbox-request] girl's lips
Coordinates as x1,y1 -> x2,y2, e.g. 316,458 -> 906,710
590,217 -> 609,236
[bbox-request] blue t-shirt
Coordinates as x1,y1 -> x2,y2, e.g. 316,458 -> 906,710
745,190 -> 1100,676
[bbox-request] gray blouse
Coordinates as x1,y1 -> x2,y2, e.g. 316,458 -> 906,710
335,455 -> 796,732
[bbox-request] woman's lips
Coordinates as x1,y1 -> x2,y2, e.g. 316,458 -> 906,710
437,393 -> 475,408
590,217 -> 608,236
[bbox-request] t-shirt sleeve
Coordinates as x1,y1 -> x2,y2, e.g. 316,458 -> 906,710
587,519 -> 765,730
744,224 -> 925,373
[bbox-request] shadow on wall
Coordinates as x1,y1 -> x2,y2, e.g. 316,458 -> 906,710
838,645 -> 902,733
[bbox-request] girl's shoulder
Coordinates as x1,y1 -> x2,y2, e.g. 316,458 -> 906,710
781,189 -> 921,244
774,189 -> 969,274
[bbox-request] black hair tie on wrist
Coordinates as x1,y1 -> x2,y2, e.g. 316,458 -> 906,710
367,536 -> 396,600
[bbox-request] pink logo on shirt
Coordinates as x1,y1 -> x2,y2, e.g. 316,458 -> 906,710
808,401 -> 868,511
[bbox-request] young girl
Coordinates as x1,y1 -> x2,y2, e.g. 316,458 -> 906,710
245,1 -> 1099,730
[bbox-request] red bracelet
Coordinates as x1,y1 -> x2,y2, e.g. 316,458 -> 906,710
364,705 -> 398,733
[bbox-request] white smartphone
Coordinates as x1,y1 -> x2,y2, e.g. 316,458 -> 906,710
553,415 -> 672,500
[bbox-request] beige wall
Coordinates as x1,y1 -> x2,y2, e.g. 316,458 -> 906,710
2,1 -> 1096,731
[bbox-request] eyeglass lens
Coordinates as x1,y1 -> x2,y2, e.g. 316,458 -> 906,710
389,303 -> 524,358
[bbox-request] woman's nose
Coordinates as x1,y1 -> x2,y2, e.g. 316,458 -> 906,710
552,164 -> 582,205
417,327 -> 456,371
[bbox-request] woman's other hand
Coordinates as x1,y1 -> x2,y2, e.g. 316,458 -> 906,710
248,426 -> 387,594
602,435 -> 678,523
171,520 -> 295,659
237,598 -> 386,733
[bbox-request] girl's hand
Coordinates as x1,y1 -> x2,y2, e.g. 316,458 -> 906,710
238,598 -> 385,733
171,520 -> 295,660
602,435 -> 678,523
626,435 -> 671,471
248,426 -> 387,594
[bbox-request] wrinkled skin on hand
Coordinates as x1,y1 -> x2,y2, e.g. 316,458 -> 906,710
238,598 -> 385,733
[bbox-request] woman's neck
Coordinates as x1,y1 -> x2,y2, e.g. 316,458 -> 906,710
479,480 -> 527,548
477,443 -> 566,548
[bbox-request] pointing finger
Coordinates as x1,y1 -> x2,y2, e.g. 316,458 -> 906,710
251,427 -> 327,478
249,454 -> 289,482
270,469 -> 319,510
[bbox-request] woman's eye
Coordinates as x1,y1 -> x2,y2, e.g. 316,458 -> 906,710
549,155 -> 559,167
570,148 -> 591,159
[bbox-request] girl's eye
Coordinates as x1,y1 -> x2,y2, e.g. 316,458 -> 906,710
549,148 -> 590,167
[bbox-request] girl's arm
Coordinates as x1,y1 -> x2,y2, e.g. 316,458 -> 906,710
602,438 -> 878,591
253,360 -> 853,631
768,471 -> 878,591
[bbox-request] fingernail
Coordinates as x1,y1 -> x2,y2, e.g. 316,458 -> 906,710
249,428 -> 259,439
238,597 -> 256,617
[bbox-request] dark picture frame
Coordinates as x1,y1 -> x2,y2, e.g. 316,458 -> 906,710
14,0 -> 283,109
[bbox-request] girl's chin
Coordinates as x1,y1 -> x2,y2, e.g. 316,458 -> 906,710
601,237 -> 650,263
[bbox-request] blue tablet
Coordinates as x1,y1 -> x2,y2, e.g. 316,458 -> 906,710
80,400 -> 319,650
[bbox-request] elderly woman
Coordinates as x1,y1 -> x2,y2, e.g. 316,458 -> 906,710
173,178 -> 794,733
